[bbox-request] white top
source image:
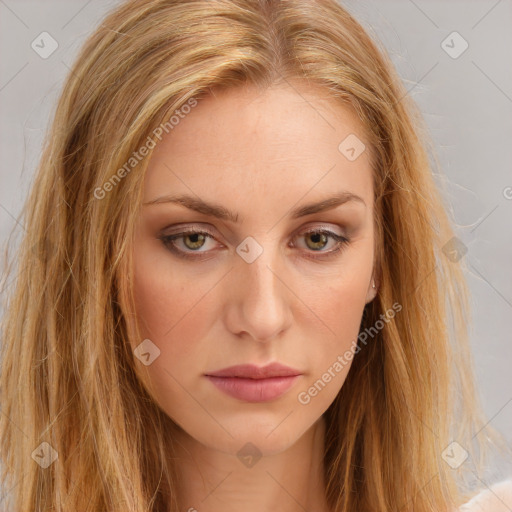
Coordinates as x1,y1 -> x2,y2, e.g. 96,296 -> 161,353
459,479 -> 512,511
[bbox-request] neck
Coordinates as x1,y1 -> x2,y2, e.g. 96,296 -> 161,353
171,416 -> 330,512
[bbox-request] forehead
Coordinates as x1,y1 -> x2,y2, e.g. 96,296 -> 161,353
143,83 -> 374,219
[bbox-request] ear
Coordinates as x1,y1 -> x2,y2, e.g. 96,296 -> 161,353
365,275 -> 379,305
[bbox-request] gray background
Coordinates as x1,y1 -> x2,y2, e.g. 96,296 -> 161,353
0,0 -> 511,472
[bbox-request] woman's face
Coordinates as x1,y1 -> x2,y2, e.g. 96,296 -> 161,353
131,83 -> 377,456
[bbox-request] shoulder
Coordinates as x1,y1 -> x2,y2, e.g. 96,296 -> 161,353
458,479 -> 512,512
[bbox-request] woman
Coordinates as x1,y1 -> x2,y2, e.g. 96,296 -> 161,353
0,0 -> 510,510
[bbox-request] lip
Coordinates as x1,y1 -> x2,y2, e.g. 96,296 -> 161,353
206,363 -> 302,379
204,363 -> 303,402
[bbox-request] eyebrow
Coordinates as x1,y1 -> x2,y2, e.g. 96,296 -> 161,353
142,192 -> 366,222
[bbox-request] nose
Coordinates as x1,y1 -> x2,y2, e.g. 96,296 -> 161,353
223,240 -> 293,343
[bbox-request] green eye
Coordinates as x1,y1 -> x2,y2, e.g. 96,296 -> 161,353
293,229 -> 350,258
159,227 -> 350,261
160,229 -> 216,258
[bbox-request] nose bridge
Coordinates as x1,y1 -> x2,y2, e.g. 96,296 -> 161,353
239,240 -> 277,293
228,235 -> 291,341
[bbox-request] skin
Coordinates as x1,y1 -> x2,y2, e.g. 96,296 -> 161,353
131,81 -> 378,512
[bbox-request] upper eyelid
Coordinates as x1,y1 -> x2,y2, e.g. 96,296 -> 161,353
160,222 -> 346,238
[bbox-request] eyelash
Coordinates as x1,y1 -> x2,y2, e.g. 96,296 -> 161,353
158,227 -> 350,261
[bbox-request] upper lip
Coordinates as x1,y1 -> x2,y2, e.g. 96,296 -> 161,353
205,363 -> 302,379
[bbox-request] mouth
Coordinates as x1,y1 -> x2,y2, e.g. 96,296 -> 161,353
204,363 -> 303,402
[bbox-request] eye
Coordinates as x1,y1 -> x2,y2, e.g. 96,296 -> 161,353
291,228 -> 350,260
158,225 -> 350,261
159,228 -> 219,260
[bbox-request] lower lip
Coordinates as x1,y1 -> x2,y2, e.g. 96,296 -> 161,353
205,375 -> 300,402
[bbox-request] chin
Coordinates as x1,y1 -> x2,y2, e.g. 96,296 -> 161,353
185,411 -> 317,459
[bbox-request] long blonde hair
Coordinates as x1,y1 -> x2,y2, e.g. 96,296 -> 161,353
1,0 -> 509,510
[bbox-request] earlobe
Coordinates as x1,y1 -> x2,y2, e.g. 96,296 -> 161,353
365,278 -> 378,304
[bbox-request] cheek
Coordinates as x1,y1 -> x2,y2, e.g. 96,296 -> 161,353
131,244 -> 218,365
298,249 -> 373,385
320,276 -> 367,333
306,280 -> 366,371
304,253 -> 372,338
130,249 -> 218,419
293,278 -> 369,412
